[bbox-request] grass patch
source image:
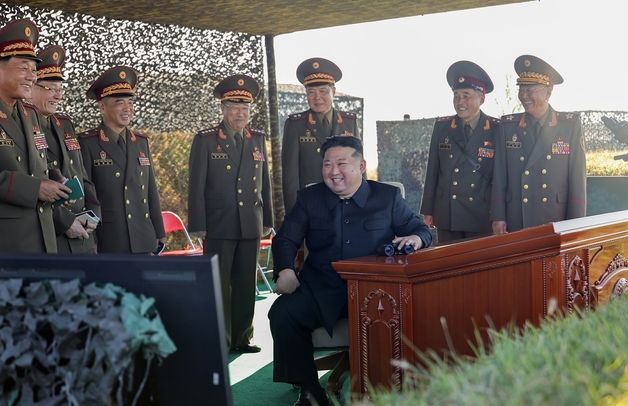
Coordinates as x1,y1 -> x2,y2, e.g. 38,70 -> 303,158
363,297 -> 628,405
587,149 -> 628,176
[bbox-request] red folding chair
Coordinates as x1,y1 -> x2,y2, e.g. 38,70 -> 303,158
160,211 -> 203,256
256,228 -> 275,294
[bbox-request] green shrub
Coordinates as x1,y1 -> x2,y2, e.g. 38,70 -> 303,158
364,297 -> 628,406
587,150 -> 628,176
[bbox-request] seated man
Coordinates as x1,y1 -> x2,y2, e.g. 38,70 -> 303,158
269,136 -> 432,405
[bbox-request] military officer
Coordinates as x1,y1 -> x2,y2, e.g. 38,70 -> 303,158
282,57 -> 360,213
188,74 -> 273,353
31,45 -> 101,253
0,19 -> 70,253
421,61 -> 499,244
78,66 -> 165,253
491,55 -> 586,233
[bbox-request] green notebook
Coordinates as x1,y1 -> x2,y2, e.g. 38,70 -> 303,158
52,177 -> 84,208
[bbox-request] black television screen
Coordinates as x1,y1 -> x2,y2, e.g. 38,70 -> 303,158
0,254 -> 231,406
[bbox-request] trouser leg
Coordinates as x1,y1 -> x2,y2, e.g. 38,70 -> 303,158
205,238 -> 237,348
231,238 -> 260,347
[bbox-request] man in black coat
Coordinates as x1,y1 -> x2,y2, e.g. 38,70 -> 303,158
269,136 -> 432,405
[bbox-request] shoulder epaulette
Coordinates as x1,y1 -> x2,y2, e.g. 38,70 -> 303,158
249,128 -> 267,137
486,115 -> 501,123
77,128 -> 99,138
132,130 -> 149,139
54,111 -> 74,122
338,111 -> 356,119
557,112 -> 579,121
436,115 -> 455,122
197,126 -> 219,137
500,113 -> 524,122
288,112 -> 307,121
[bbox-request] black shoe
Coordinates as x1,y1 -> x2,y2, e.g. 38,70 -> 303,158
230,344 -> 261,353
293,392 -> 312,406
298,386 -> 329,406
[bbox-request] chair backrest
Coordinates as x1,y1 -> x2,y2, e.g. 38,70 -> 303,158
381,181 -> 405,199
162,211 -> 186,234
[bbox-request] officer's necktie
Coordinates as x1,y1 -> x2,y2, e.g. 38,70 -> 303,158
464,124 -> 472,140
11,106 -> 19,123
234,132 -> 243,150
320,117 -> 331,136
117,134 -> 127,153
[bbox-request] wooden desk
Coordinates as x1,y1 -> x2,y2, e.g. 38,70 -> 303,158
333,211 -> 628,394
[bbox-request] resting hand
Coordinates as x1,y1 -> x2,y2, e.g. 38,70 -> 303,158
65,218 -> 89,240
392,235 -> 423,251
275,268 -> 300,295
38,178 -> 71,203
492,221 -> 508,235
423,214 -> 433,227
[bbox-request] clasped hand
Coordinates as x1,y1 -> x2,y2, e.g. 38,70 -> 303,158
275,268 -> 300,295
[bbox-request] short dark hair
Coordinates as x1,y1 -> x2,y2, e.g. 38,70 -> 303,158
320,136 -> 363,159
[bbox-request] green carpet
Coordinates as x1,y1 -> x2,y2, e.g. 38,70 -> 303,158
231,360 -> 350,406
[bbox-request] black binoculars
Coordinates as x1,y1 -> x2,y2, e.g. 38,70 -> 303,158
376,243 -> 414,256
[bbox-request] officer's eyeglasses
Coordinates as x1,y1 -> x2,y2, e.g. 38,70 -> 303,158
518,85 -> 547,96
35,83 -> 64,95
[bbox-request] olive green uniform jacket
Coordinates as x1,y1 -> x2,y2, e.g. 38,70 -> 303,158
421,112 -> 500,234
0,100 -> 56,253
78,123 -> 165,253
281,109 -> 360,212
41,111 -> 100,253
491,107 -> 586,231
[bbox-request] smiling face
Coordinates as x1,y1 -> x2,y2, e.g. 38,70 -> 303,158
31,80 -> 63,116
221,101 -> 251,132
518,84 -> 552,119
306,84 -> 335,114
0,57 -> 37,107
98,96 -> 134,133
322,146 -> 365,199
453,88 -> 483,122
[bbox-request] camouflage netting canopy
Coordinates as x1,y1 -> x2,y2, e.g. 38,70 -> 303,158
0,3 -> 268,133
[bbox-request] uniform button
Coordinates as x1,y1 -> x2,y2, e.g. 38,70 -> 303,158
452,181 -> 458,186
520,156 -> 525,161
45,169 -> 49,175
452,194 -> 457,199
478,157 -> 483,162
454,168 -> 459,173
542,197 -> 548,203
17,156 -> 21,162
344,218 -> 349,224
53,160 -> 58,166
40,152 -> 44,158
470,183 -> 475,188
239,201 -> 244,206
128,213 -> 132,219
141,185 -> 145,190
226,165 -> 232,170
449,154 -> 453,159
238,177 -> 241,181
115,172 -> 121,177
126,200 -> 130,205
69,159 -> 73,165
255,164 -> 259,168
523,198 -> 528,203
523,184 -> 529,189
344,200 -> 350,205
140,171 -> 144,176
468,197 -> 474,202
316,148 -> 320,153
542,184 -> 547,189
546,155 -> 552,160
542,169 -> 547,174
253,176 -> 256,181
254,188 -> 258,193
124,186 -> 128,191
143,198 -> 147,203
345,239 -> 351,244
238,189 -> 242,194
524,170 -> 530,176
39,206 -> 44,213
145,213 -> 149,218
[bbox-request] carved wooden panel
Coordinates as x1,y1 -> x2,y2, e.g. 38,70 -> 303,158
359,288 -> 402,392
565,253 -> 590,312
592,253 -> 628,304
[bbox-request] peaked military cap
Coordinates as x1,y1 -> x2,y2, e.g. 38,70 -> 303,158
515,55 -> 563,86
37,45 -> 65,81
213,74 -> 260,103
446,60 -> 494,94
296,57 -> 342,87
0,18 -> 40,61
86,66 -> 138,100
